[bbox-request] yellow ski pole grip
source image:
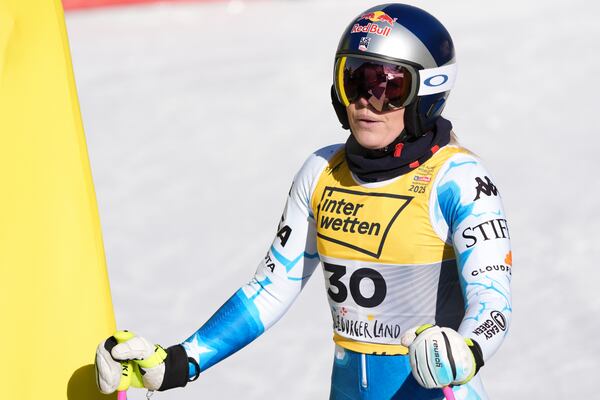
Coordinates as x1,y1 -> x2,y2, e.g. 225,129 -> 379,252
114,331 -> 135,392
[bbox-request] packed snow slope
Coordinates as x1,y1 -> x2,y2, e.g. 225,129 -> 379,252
66,0 -> 599,398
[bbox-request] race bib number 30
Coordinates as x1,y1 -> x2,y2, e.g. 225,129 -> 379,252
323,260 -> 442,344
325,262 -> 387,308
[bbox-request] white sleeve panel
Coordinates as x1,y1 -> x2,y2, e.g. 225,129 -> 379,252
248,144 -> 343,330
431,152 -> 512,361
183,145 -> 343,372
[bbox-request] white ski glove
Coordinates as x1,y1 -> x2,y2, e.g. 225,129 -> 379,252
401,324 -> 484,389
95,330 -> 196,394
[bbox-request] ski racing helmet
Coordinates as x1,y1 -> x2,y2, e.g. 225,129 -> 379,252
332,3 -> 456,138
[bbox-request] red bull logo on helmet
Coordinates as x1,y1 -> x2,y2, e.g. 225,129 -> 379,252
358,11 -> 397,26
351,23 -> 392,37
352,11 -> 397,37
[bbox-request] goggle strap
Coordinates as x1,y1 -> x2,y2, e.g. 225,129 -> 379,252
417,63 -> 457,96
336,57 -> 350,107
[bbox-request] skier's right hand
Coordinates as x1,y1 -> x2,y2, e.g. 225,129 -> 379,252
95,330 -> 195,394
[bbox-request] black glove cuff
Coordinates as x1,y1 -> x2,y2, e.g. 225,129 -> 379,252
158,345 -> 190,391
468,339 -> 485,375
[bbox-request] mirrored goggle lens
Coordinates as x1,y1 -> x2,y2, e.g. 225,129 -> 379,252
336,56 -> 413,112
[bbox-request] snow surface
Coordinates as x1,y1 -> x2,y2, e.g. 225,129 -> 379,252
66,0 -> 600,398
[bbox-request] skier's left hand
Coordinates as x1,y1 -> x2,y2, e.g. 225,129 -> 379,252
401,324 -> 484,389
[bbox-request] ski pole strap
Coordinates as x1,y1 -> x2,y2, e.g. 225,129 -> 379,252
137,345 -> 168,369
188,357 -> 200,382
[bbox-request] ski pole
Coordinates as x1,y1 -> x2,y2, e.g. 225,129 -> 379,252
116,359 -> 132,400
442,386 -> 455,400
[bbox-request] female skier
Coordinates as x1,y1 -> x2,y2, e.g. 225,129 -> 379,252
95,4 -> 512,399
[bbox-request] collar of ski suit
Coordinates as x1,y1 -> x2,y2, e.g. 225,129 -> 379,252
344,116 -> 452,183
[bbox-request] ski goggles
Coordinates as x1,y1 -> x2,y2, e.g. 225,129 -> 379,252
334,55 -> 457,112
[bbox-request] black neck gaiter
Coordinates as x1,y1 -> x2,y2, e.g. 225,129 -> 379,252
345,117 -> 452,182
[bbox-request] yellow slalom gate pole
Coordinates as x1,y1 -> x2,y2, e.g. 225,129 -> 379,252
0,0 -> 116,399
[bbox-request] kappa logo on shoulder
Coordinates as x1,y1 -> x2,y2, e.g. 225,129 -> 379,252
474,176 -> 498,200
316,187 -> 412,258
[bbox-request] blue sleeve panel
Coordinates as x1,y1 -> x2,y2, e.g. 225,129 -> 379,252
182,288 -> 265,374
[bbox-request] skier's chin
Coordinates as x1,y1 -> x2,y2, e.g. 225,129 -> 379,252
347,103 -> 405,150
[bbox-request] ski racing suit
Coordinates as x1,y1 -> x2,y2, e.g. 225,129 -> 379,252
182,142 -> 512,400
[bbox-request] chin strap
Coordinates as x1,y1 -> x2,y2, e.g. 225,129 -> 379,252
330,85 -> 350,130
403,100 -> 422,138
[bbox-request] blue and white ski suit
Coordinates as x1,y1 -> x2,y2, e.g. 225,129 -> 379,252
182,141 -> 512,399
